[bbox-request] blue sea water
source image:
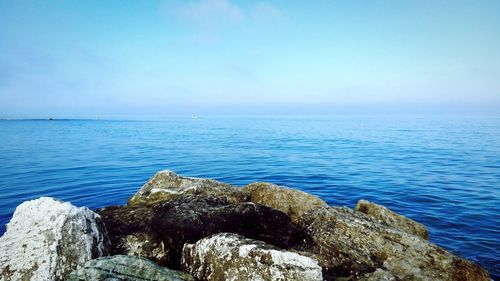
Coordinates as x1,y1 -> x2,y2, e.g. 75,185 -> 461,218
0,115 -> 499,278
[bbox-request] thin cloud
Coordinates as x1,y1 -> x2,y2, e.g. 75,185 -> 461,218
171,0 -> 244,26
252,2 -> 284,22
165,1 -> 285,46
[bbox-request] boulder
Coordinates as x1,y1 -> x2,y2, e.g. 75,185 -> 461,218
0,197 -> 109,281
357,269 -> 396,281
355,199 -> 429,239
68,255 -> 193,281
243,182 -> 327,222
153,195 -> 308,253
128,170 -> 246,206
298,206 -> 489,281
181,233 -> 323,281
96,205 -> 170,266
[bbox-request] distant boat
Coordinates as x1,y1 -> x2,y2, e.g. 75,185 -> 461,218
192,115 -> 199,119
95,115 -> 99,120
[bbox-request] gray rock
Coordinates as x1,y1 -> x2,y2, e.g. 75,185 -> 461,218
0,197 -> 109,281
128,170 -> 246,206
298,206 -> 490,281
68,255 -> 193,281
243,182 -> 327,223
181,233 -> 323,281
96,205 -> 171,266
355,199 -> 429,239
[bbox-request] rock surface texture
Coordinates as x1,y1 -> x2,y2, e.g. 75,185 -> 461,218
358,269 -> 396,281
68,255 -> 193,281
243,182 -> 327,222
181,233 -> 323,281
298,206 -> 490,281
0,197 -> 109,281
355,199 -> 429,239
153,195 -> 308,253
128,170 -> 246,206
96,205 -> 170,266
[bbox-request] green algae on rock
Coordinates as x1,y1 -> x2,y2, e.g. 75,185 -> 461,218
243,182 -> 327,223
68,255 -> 193,281
355,199 -> 429,239
128,170 -> 246,206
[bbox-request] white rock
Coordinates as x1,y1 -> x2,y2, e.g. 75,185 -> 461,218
181,233 -> 323,281
0,197 -> 109,281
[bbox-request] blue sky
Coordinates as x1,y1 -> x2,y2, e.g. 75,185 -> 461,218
1,0 -> 499,117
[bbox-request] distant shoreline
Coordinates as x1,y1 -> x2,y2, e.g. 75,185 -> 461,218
1,113 -> 500,122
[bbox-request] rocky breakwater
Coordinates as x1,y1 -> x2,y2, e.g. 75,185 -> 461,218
0,170 -> 491,281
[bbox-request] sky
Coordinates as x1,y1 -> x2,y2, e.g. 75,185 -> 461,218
0,0 -> 499,117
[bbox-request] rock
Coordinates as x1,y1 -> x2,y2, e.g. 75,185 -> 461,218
181,233 -> 323,281
355,199 -> 429,239
96,205 -> 171,266
357,269 -> 396,281
0,197 -> 109,281
128,170 -> 246,206
243,182 -> 327,222
298,206 -> 490,281
68,255 -> 193,281
153,195 -> 309,253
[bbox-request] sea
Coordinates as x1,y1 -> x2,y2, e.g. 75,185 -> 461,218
0,115 -> 499,279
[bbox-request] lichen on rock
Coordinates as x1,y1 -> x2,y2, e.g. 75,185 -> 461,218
243,182 -> 327,223
128,170 -> 246,206
68,255 -> 193,281
181,233 -> 323,281
0,197 -> 109,281
355,199 -> 429,239
298,206 -> 490,281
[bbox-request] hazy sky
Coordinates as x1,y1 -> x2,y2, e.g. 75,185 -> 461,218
1,0 -> 499,116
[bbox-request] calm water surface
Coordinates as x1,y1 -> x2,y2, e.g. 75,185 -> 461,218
0,116 -> 499,278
